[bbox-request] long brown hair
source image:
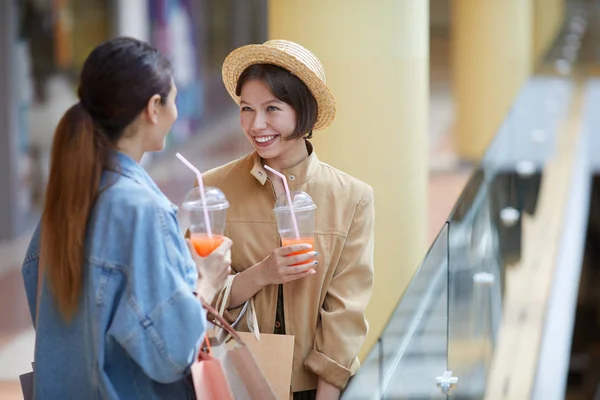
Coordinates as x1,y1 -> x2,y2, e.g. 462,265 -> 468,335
40,37 -> 173,320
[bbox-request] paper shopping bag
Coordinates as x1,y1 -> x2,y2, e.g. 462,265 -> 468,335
19,366 -> 34,400
190,337 -> 234,400
236,331 -> 294,400
203,300 -> 278,400
213,279 -> 294,399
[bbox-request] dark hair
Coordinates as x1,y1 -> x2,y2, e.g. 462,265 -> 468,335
236,64 -> 318,140
41,37 -> 173,320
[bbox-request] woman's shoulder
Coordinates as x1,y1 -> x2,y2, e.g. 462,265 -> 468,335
315,161 -> 374,202
96,174 -> 171,219
88,177 -> 179,263
202,153 -> 255,186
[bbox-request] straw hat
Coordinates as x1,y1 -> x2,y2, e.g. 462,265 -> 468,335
222,40 -> 336,131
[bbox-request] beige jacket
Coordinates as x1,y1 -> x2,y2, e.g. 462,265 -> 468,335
202,143 -> 375,391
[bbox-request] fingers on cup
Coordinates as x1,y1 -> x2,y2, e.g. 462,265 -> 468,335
223,249 -> 232,265
280,243 -> 313,257
285,267 -> 317,282
286,251 -> 318,266
216,237 -> 233,252
292,261 -> 318,274
186,239 -> 199,258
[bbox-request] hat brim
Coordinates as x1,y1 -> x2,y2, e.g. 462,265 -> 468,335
222,44 -> 336,131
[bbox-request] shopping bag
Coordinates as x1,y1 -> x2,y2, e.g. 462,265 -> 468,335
190,336 -> 235,400
19,364 -> 34,400
236,320 -> 294,399
202,300 -> 278,399
213,278 -> 295,400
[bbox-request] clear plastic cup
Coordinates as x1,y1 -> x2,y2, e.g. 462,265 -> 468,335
274,191 -> 317,265
181,186 -> 229,257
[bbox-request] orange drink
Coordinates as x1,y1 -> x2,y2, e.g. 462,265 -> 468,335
273,190 -> 317,267
282,237 -> 315,266
182,186 -> 229,256
190,233 -> 225,257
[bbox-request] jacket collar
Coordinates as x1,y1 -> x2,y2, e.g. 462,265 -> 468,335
109,151 -> 177,210
111,151 -> 145,183
250,140 -> 319,187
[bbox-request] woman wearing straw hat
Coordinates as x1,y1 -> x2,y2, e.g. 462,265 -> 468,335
202,40 -> 374,400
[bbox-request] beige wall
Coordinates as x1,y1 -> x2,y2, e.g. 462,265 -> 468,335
452,0 -> 534,160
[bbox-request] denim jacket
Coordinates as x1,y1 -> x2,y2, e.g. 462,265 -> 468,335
21,152 -> 205,399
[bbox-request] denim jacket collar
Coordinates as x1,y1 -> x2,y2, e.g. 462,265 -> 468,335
110,151 -> 178,212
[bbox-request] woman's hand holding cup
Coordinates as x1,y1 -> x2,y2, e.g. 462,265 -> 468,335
257,244 -> 318,286
187,237 -> 233,303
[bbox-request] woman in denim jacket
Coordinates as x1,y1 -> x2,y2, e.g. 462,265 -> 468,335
21,37 -> 231,399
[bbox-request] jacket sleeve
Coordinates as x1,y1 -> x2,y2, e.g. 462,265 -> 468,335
304,186 -> 375,389
108,202 -> 206,384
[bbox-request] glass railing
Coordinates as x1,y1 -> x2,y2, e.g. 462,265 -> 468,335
445,168 -> 505,399
342,2 -> 587,398
343,224 -> 449,400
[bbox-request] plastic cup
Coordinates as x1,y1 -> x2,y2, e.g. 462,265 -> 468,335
182,186 -> 229,257
274,191 -> 317,266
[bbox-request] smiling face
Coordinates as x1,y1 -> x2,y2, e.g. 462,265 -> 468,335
239,79 -> 307,162
235,64 -> 319,168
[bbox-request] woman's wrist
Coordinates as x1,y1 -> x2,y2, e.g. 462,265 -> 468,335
316,378 -> 341,400
195,279 -> 216,304
250,259 -> 268,287
228,261 -> 269,309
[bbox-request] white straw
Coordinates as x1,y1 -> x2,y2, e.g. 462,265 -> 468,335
176,153 -> 212,238
264,165 -> 300,240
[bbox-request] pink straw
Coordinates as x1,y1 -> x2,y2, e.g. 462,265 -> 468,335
264,165 -> 300,240
176,153 -> 212,238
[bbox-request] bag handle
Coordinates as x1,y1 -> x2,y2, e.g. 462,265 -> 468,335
217,275 -> 234,317
213,275 -> 251,343
212,275 -> 259,342
246,298 -> 260,341
201,299 -> 244,344
217,275 -> 249,329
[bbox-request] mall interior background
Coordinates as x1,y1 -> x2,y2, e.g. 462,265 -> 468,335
7,0 -> 267,229
0,1 -> 466,397
1,0 -> 589,398
3,0 -> 468,239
